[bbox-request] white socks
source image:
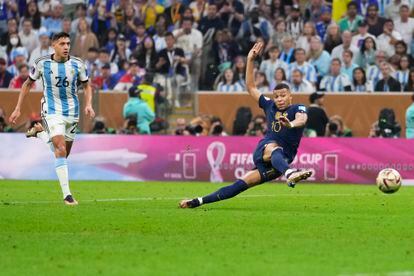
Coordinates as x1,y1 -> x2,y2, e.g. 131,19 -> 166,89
285,168 -> 295,178
55,157 -> 71,198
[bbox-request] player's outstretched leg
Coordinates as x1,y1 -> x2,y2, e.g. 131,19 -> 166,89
270,147 -> 312,188
179,170 -> 262,208
52,135 -> 77,206
26,123 -> 55,152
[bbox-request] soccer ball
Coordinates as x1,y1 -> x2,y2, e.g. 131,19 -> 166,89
376,168 -> 402,194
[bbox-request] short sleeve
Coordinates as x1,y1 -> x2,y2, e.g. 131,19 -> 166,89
296,104 -> 307,114
258,94 -> 271,110
29,63 -> 40,81
78,61 -> 89,82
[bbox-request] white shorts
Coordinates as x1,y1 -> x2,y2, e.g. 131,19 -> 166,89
42,115 -> 79,142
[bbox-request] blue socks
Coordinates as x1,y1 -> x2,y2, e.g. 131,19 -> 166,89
270,148 -> 289,175
201,179 -> 249,204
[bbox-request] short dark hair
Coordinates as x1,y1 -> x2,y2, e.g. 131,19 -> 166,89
274,83 -> 290,91
367,3 -> 378,10
182,16 -> 194,23
343,49 -> 353,58
18,63 -> 29,72
384,19 -> 394,25
88,47 -> 99,52
294,48 -> 306,55
331,58 -> 342,65
52,32 -> 70,42
99,48 -> 110,54
347,1 -> 358,9
165,32 -> 175,39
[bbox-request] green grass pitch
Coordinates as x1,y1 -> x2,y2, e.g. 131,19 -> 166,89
1,180 -> 414,275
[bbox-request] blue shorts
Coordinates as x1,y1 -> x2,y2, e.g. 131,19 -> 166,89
252,139 -> 294,183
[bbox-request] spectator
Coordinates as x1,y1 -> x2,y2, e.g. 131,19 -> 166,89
134,36 -> 157,72
129,22 -> 147,52
279,35 -> 296,64
198,3 -> 224,35
285,5 -> 304,40
394,41 -> 414,67
114,59 -> 144,91
306,92 -> 329,137
374,62 -> 402,92
341,50 -> 359,81
331,31 -> 358,63
38,0 -> 54,18
216,68 -> 244,92
7,48 -> 28,77
96,48 -> 119,75
1,18 -> 18,46
71,3 -> 92,35
404,69 -> 414,92
92,63 -> 118,91
9,64 -> 36,89
110,34 -> 132,65
209,116 -> 228,136
233,55 -> 247,88
308,35 -> 331,81
218,0 -> 245,37
267,19 -> 289,51
190,0 -> 209,23
0,58 -> 13,88
320,59 -> 352,92
164,0 -> 186,28
304,0 -> 326,23
42,2 -> 64,35
385,0 -> 410,19
406,93 -> 414,138
366,3 -> 387,37
352,67 -> 373,92
123,86 -> 155,135
84,47 -> 99,79
296,22 -> 316,54
351,20 -> 376,49
91,117 -> 115,134
28,29 -> 54,66
377,19 -> 403,58
19,19 -> 39,55
120,115 -> 139,135
72,18 -> 99,60
20,0 -> 42,30
6,33 -> 26,63
366,50 -> 387,86
338,1 -> 364,33
155,32 -> 187,106
62,17 -> 75,42
103,27 -> 118,53
355,37 -> 377,69
270,67 -> 290,90
237,6 -> 272,53
254,71 -> 270,93
287,48 -> 317,84
394,4 -> 414,49
315,6 -> 333,40
153,15 -> 168,52
212,29 -> 240,67
324,23 -> 342,53
173,17 -> 203,91
355,0 -> 379,17
325,115 -> 353,137
395,55 -> 410,88
174,118 -> 191,135
141,0 -> 165,29
290,69 -> 315,93
259,46 -> 288,84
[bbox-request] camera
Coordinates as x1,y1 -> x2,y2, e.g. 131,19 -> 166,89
185,124 -> 203,135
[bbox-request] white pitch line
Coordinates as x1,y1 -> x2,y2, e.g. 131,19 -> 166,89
339,271 -> 414,276
0,193 -> 382,205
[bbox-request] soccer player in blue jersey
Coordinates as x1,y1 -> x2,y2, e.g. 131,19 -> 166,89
180,42 -> 312,208
9,32 -> 95,205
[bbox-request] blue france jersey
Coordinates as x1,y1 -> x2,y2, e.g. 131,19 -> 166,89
29,55 -> 88,119
259,95 -> 307,159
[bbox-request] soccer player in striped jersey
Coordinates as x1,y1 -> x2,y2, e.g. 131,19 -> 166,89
9,32 -> 95,206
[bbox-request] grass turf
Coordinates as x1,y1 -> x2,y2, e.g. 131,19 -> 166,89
1,180 -> 414,275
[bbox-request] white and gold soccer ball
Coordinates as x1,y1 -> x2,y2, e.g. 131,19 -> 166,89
376,168 -> 402,194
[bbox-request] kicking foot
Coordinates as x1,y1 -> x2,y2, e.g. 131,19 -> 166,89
64,195 -> 78,206
179,198 -> 200,209
26,122 -> 44,138
286,169 -> 313,188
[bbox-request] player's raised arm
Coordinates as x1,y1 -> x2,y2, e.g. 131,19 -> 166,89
9,76 -> 35,125
246,42 -> 263,102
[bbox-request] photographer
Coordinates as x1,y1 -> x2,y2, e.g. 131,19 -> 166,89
369,108 -> 401,138
209,116 -> 228,136
246,115 -> 267,136
325,115 -> 353,137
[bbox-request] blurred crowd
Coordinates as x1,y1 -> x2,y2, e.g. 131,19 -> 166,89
1,0 -> 414,96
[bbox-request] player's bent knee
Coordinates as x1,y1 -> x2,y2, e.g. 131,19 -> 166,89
55,144 -> 67,157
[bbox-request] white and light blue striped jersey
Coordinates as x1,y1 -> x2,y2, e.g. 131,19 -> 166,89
320,74 -> 352,92
216,81 -> 244,92
30,55 -> 88,119
395,70 -> 409,89
287,62 -> 317,83
366,65 -> 383,87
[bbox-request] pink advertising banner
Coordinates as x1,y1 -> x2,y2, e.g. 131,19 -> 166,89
0,134 -> 413,184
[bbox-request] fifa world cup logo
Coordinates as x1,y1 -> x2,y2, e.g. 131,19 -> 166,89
206,142 -> 226,183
